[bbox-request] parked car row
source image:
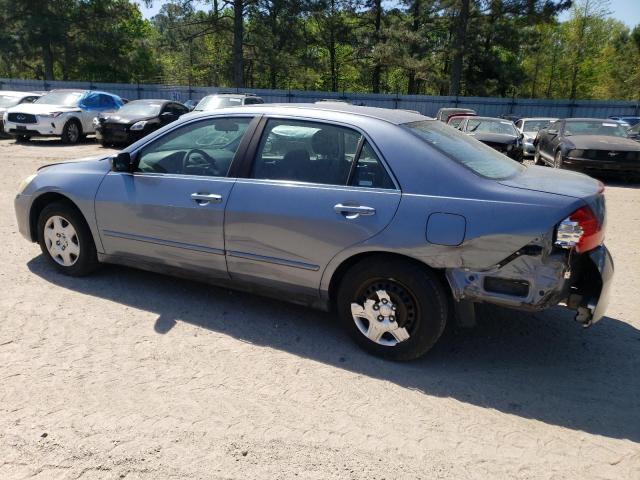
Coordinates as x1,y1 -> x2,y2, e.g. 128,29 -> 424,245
1,90 -> 265,146
435,107 -> 640,176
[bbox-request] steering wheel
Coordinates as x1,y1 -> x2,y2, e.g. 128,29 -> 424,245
184,148 -> 218,176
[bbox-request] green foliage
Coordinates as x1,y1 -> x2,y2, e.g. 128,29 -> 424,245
1,0 -> 639,100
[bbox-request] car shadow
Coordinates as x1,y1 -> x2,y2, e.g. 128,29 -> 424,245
27,256 -> 640,443
11,137 -> 98,147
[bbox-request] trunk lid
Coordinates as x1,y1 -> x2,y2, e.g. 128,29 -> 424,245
499,165 -> 605,224
498,165 -> 600,199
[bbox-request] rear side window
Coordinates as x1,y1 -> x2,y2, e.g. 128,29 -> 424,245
405,120 -> 524,179
349,141 -> 394,189
250,119 -> 394,188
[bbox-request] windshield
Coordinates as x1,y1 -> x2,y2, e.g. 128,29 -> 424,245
36,91 -> 83,107
194,96 -> 243,111
116,102 -> 162,117
467,119 -> 517,135
564,121 -> 628,138
404,120 -> 525,180
521,120 -> 551,133
0,95 -> 21,108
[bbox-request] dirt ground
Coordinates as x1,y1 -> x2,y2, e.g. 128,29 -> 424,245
0,137 -> 638,480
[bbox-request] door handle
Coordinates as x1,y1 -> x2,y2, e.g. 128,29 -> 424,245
334,204 -> 376,219
191,193 -> 223,205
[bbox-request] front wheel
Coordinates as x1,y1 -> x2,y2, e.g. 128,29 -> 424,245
37,202 -> 99,276
533,148 -> 544,165
554,150 -> 564,169
61,120 -> 81,144
337,258 -> 448,361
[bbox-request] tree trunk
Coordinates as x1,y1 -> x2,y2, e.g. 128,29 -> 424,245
329,0 -> 338,91
42,40 -> 54,81
448,0 -> 470,96
371,0 -> 382,93
232,0 -> 244,88
406,0 -> 421,95
570,0 -> 591,100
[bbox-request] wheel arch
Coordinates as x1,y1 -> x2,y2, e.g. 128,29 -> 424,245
326,251 -> 450,310
29,192 -> 86,242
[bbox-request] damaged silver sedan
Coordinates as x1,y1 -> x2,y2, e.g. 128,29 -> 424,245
14,104 -> 613,360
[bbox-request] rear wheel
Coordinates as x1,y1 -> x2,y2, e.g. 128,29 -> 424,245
61,120 -> 81,144
15,134 -> 30,143
37,202 -> 99,276
337,258 -> 448,361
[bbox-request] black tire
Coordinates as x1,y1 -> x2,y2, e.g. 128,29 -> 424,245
533,148 -> 543,165
15,134 -> 31,143
61,119 -> 82,144
336,258 -> 448,361
37,201 -> 99,276
554,150 -> 563,169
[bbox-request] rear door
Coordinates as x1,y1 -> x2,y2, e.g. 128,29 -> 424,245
95,116 -> 256,278
224,117 -> 401,297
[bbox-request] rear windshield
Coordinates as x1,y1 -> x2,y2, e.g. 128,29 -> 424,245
404,120 -> 525,179
194,96 -> 243,111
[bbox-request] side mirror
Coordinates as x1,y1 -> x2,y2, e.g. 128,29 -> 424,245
160,112 -> 176,122
518,132 -> 524,140
111,152 -> 132,172
547,129 -> 558,135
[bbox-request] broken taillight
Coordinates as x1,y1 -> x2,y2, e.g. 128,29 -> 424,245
555,205 -> 604,253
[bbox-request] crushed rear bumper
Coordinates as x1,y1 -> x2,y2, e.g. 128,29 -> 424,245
446,244 -> 613,326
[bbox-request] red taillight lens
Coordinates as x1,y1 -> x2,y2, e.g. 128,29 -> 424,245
568,206 -> 604,253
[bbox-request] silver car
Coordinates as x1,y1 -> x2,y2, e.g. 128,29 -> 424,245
14,104 -> 613,360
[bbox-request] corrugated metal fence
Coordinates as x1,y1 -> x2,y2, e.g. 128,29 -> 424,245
2,77 -> 639,119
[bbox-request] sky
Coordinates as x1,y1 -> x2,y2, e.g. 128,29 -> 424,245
136,0 -> 640,28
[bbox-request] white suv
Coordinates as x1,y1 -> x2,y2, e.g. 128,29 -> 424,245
3,89 -> 123,144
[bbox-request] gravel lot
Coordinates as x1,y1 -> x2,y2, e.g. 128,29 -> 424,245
1,138 -> 639,479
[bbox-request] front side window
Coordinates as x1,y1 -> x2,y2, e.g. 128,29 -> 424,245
136,117 -> 252,177
251,119 -> 361,186
405,120 -> 524,180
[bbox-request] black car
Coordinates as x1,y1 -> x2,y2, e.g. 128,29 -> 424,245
94,99 -> 188,146
534,118 -> 640,177
457,116 -> 524,161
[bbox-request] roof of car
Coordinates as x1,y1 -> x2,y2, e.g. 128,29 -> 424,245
467,116 -> 515,122
439,107 -> 475,112
47,89 -> 121,98
203,93 -> 261,98
127,99 -> 170,104
520,117 -> 557,121
0,90 -> 41,98
243,103 -> 429,125
564,118 -> 619,122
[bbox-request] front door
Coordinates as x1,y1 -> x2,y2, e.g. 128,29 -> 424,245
95,116 -> 254,278
224,118 -> 401,297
